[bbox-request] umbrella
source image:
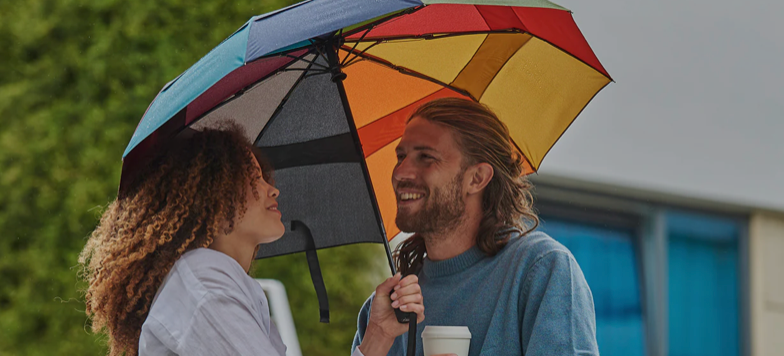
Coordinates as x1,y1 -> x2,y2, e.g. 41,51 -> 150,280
121,0 -> 610,352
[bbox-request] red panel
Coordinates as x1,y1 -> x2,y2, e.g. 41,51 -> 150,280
347,4 -> 489,40
358,88 -> 470,157
513,7 -> 610,78
475,5 -> 526,31
184,49 -> 307,125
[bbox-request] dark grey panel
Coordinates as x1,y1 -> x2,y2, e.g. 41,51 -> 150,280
256,162 -> 384,258
256,58 -> 350,147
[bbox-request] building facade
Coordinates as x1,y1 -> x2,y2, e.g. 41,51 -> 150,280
531,174 -> 784,356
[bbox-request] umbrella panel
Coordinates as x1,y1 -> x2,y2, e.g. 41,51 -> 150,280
191,54 -> 388,258
191,54 -> 312,143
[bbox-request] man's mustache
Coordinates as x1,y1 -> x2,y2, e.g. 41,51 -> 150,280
395,181 -> 430,194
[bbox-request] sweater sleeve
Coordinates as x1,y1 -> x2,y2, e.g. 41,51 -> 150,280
520,250 -> 599,356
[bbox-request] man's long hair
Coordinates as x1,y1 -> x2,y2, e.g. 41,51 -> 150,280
78,124 -> 270,356
394,98 -> 539,275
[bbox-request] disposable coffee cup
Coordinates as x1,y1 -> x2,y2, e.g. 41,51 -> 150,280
421,326 -> 471,356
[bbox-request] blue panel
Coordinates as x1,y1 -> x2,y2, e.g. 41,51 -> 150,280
668,212 -> 739,356
245,0 -> 422,62
123,24 -> 251,157
540,218 -> 646,356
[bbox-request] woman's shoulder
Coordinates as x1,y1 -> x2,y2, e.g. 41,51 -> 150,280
176,248 -> 260,297
146,248 -> 265,325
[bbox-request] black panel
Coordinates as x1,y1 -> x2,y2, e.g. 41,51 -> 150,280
260,133 -> 362,170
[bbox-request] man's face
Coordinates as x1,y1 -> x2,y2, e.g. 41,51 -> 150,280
393,117 -> 467,235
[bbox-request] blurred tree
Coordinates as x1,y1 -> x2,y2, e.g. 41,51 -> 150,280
0,0 -> 388,354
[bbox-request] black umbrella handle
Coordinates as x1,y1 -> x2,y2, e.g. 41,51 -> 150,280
392,297 -> 415,324
389,284 -> 417,355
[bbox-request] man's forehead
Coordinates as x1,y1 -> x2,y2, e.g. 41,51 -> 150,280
397,118 -> 458,153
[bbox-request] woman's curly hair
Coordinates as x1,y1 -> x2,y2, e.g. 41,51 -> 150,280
79,124 -> 269,355
395,98 -> 539,275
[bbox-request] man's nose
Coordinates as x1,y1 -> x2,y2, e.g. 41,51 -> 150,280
392,157 -> 416,182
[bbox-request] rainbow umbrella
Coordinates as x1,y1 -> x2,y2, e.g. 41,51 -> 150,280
122,0 -> 610,336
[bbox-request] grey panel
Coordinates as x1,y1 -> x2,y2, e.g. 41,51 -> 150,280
256,162 -> 384,258
191,54 -> 313,143
256,57 -> 350,147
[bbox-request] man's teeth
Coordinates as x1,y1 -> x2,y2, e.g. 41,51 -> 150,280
400,193 -> 424,201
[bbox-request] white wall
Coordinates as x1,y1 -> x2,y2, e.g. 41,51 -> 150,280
749,212 -> 784,356
533,0 -> 784,212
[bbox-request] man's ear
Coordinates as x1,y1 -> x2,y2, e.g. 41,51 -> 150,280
466,162 -> 494,194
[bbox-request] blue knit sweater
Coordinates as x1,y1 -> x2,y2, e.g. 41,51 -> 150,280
352,230 -> 599,356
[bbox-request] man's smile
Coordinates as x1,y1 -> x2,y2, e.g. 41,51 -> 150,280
396,190 -> 426,207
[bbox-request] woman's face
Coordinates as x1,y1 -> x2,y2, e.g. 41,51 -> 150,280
236,158 -> 284,245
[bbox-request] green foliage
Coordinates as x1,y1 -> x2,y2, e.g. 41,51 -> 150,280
0,0 -> 388,354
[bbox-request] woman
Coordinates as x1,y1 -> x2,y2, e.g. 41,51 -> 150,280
79,125 -> 424,356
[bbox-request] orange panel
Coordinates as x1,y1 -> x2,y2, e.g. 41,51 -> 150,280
358,88 -> 470,157
366,139 -> 401,240
342,56 -> 442,129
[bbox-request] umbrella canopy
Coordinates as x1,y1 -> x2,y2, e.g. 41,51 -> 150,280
121,0 -> 610,330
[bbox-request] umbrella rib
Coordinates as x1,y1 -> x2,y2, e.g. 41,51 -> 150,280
341,6 -> 423,38
338,6 -> 427,66
343,29 -> 522,44
253,61 -> 314,146
341,28 -> 372,66
311,39 -> 332,68
341,40 -> 383,68
186,53 -> 315,133
340,46 -> 477,102
283,54 -> 328,69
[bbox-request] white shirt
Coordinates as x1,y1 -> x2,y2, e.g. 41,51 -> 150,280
139,248 -> 287,356
139,248 -> 366,356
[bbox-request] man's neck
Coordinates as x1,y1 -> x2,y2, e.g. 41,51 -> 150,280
422,212 -> 481,261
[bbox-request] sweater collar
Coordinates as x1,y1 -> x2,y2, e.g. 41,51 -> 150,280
422,245 -> 486,278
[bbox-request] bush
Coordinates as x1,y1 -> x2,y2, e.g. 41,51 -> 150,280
0,0 -> 387,354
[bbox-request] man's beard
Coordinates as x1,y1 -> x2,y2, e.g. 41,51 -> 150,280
395,170 -> 466,239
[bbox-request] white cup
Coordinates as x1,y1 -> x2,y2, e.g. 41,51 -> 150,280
421,326 -> 472,356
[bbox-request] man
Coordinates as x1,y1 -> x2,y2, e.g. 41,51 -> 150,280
352,98 -> 598,356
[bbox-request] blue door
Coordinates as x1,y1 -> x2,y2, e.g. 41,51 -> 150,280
667,211 -> 740,356
540,218 -> 646,356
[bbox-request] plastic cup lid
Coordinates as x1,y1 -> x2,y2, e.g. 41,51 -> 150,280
421,326 -> 472,339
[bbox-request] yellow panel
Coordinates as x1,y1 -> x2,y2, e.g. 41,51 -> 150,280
352,34 -> 487,85
480,37 -> 611,170
366,139 -> 401,240
452,33 -> 532,99
342,57 -> 442,129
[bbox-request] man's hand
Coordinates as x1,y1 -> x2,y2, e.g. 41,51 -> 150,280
358,273 -> 425,356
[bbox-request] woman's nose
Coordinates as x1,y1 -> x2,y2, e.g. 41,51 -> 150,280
269,186 -> 280,198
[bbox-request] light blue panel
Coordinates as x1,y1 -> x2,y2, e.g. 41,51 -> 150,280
540,218 -> 646,356
123,24 -> 251,157
245,0 -> 422,62
668,211 -> 739,356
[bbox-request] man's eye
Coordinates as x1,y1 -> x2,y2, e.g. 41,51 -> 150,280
421,154 -> 434,160
396,154 -> 405,161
